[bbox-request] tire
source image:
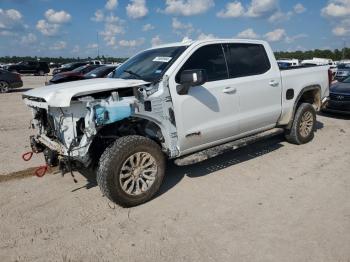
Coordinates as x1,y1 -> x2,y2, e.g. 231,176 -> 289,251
285,103 -> 316,145
0,81 -> 9,93
97,135 -> 166,207
38,70 -> 45,76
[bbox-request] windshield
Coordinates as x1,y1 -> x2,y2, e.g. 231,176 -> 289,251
337,64 -> 350,69
62,63 -> 75,68
72,65 -> 88,73
342,76 -> 350,83
112,46 -> 187,82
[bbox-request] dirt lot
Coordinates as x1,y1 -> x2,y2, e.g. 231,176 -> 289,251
0,76 -> 349,262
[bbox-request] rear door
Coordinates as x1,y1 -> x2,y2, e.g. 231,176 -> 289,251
169,43 -> 240,152
224,43 -> 282,133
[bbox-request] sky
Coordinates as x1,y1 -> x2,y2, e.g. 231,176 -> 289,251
0,0 -> 349,58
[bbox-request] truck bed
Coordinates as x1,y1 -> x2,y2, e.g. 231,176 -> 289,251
278,65 -> 330,126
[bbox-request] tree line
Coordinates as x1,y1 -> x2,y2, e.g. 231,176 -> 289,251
274,48 -> 350,61
0,48 -> 349,64
0,55 -> 127,64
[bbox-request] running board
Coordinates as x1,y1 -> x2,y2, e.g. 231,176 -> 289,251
174,128 -> 284,166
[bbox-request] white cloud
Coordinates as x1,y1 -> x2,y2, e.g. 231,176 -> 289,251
216,0 -> 294,21
21,33 -> 37,45
321,0 -> 350,18
151,35 -> 162,46
142,23 -> 154,31
91,9 -> 104,22
332,26 -> 349,36
50,41 -> 67,50
172,18 -> 194,36
294,3 -> 306,14
101,22 -> 125,46
197,32 -> 216,40
246,0 -> 278,18
321,1 -> 350,37
36,19 -> 60,36
45,9 -> 71,24
1,9 -> 22,21
161,0 -> 214,16
332,19 -> 350,36
105,0 -> 118,10
285,33 -> 308,43
264,28 -> 286,42
217,1 -> 245,18
119,38 -> 145,47
0,8 -> 24,35
236,28 -> 259,39
268,11 -> 293,23
94,12 -> 125,47
105,14 -> 122,23
87,43 -> 98,49
126,0 -> 148,19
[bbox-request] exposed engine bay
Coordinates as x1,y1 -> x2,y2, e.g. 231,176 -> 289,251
23,78 -> 179,171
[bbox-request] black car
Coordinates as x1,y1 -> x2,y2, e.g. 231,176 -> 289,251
5,61 -> 49,75
48,64 -> 101,84
324,76 -> 350,114
0,69 -> 23,93
52,62 -> 88,75
84,65 -> 118,79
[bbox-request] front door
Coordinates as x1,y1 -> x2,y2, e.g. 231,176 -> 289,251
169,44 -> 240,153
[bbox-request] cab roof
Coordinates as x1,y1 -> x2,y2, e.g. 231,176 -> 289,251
149,38 -> 268,50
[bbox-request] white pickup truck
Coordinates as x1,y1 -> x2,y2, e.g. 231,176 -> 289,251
23,39 -> 331,207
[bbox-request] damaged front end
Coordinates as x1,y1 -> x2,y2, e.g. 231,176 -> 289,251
23,84 -> 145,172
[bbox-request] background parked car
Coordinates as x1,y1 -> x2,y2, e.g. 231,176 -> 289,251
277,61 -> 292,69
0,69 -> 23,93
4,61 -> 49,75
323,76 -> 350,114
48,64 -> 101,84
49,62 -> 62,68
84,65 -> 118,79
52,62 -> 88,75
335,63 -> 350,82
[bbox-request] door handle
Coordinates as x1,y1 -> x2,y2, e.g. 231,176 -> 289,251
269,80 -> 279,87
223,87 -> 237,94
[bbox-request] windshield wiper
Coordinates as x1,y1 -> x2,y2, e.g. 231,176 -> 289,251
123,70 -> 144,80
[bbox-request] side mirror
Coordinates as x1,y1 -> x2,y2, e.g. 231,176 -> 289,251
177,69 -> 207,95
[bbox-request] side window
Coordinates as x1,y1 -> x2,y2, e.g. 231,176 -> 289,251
176,44 -> 228,83
226,44 -> 271,78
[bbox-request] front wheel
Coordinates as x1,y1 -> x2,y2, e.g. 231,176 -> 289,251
285,103 -> 316,145
97,135 -> 166,207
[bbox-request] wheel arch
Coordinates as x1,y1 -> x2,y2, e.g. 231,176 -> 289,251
287,85 -> 321,129
88,116 -> 169,166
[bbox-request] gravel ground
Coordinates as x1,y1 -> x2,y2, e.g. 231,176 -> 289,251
0,76 -> 349,262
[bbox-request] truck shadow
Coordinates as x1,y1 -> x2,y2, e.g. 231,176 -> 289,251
157,135 -> 285,198
8,88 -> 33,93
73,120 -> 325,198
73,135 -> 285,194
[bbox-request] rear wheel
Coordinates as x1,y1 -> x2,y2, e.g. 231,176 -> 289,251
97,135 -> 166,207
285,103 -> 316,145
0,81 -> 9,93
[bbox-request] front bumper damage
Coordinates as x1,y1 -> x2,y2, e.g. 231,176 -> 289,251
23,91 -> 138,171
